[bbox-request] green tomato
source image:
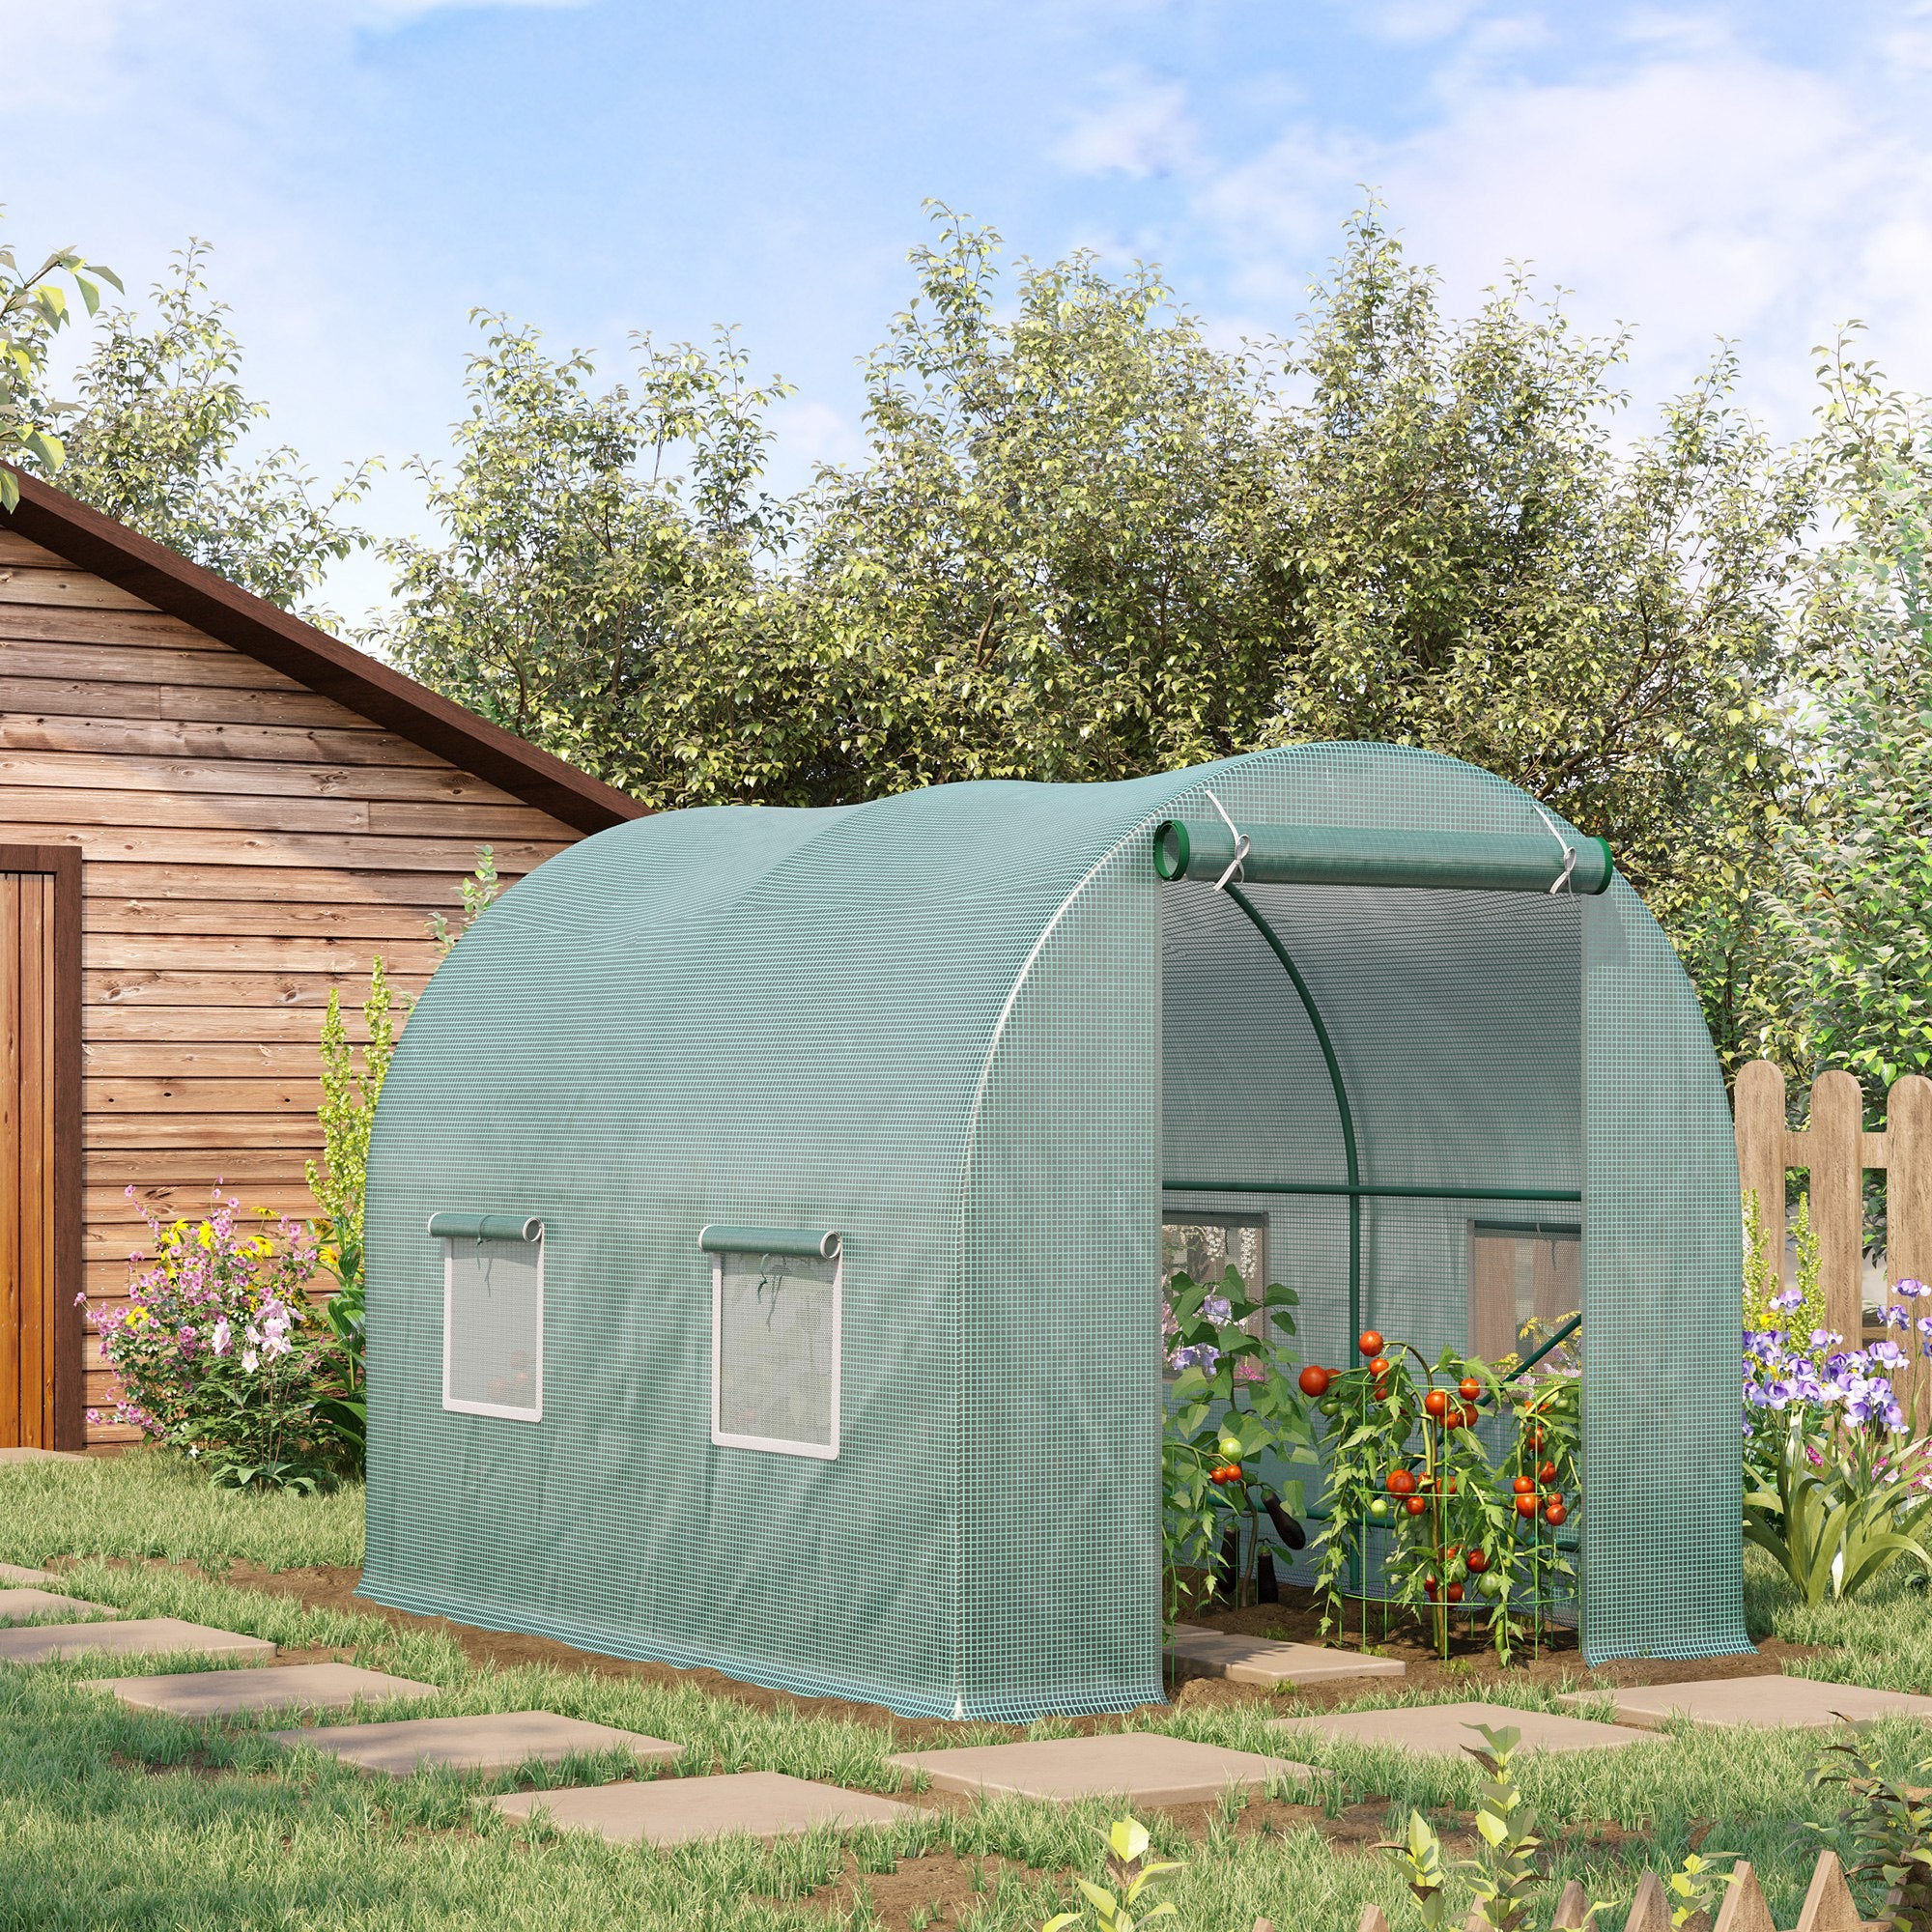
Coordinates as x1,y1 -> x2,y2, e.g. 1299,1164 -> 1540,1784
1367,1496 -> 1391,1521
1477,1571 -> 1504,1600
1217,1434 -> 1242,1458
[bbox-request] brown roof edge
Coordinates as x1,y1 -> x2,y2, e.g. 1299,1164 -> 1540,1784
0,467 -> 646,836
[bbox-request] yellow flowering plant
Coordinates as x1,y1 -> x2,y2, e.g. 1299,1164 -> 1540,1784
86,1187 -> 354,1491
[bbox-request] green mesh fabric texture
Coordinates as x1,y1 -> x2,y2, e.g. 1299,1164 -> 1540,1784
360,744 -> 1748,1720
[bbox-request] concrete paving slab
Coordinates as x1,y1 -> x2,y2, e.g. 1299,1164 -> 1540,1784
887,1732 -> 1309,1804
1558,1676 -> 1932,1732
492,1771 -> 912,1845
1168,1625 -> 1406,1688
1268,1701 -> 1650,1756
274,1711 -> 685,1778
87,1662 -> 438,1719
0,1588 -> 121,1624
0,1618 -> 274,1665
0,1448 -> 87,1464
0,1564 -> 57,1585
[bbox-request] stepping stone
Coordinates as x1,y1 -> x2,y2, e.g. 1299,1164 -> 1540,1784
1559,1676 -> 1932,1732
1269,1700 -> 1649,1756
274,1711 -> 683,1778
0,1618 -> 274,1665
493,1771 -> 911,1846
886,1732 -> 1308,1804
0,1564 -> 56,1585
0,1588 -> 120,1624
1168,1625 -> 1406,1688
87,1662 -> 438,1719
0,1448 -> 87,1463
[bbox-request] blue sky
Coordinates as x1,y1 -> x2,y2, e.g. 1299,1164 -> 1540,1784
8,0 -> 1932,615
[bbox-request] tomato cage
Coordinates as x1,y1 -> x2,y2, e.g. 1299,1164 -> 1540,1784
360,743 -> 1749,1723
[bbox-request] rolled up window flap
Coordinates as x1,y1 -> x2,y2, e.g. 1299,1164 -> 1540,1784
427,1211 -> 544,1243
1153,820 -> 1613,895
699,1224 -> 841,1260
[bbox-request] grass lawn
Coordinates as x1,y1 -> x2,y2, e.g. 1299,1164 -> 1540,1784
2,1452 -> 1928,1932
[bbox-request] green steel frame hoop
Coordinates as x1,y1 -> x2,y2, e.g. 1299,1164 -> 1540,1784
1221,881 -> 1366,1343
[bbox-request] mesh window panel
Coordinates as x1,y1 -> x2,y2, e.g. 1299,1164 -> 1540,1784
715,1252 -> 838,1453
444,1236 -> 543,1420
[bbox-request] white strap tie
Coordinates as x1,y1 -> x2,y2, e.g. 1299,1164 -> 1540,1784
1530,803 -> 1577,895
1202,788 -> 1250,892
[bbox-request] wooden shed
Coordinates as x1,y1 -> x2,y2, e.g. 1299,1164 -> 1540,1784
0,469 -> 643,1451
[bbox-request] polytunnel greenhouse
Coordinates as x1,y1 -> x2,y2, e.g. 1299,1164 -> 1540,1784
360,743 -> 1750,1721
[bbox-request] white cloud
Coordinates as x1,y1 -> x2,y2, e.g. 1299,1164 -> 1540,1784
1199,20 -> 1932,434
1054,68 -> 1200,178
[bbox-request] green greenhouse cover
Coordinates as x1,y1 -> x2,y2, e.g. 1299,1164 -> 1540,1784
361,744 -> 1748,1719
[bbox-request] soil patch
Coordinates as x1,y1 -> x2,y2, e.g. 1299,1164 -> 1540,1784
1168,1584 -> 1820,1711
67,1559 -> 1820,1738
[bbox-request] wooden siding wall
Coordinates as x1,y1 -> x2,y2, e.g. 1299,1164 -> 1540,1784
0,530 -> 582,1442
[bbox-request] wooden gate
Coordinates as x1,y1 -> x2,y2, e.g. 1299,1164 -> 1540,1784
0,848 -> 81,1450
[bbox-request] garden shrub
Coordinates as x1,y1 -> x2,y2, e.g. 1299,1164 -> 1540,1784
86,1188 -> 355,1491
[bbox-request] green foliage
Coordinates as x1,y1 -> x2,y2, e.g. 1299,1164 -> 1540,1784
1813,1736 -> 1932,1932
374,315 -> 801,804
1387,1726 -> 1547,1932
376,210 -> 1813,1061
305,959 -> 400,1463
0,209 -> 119,508
10,242 -> 367,613
1159,1267 -> 1316,1622
1042,1817 -> 1181,1932
1744,1190 -> 1825,1341
428,845 -> 501,956
86,1194 -> 352,1492
1762,337 -> 1932,1106
1743,1413 -> 1932,1605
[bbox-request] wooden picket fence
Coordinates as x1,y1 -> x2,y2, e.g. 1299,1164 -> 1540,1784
1734,1062 -> 1932,1425
1345,1847 -> 1870,1932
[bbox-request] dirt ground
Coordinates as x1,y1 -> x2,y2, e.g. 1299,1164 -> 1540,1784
71,1558 -> 1814,1931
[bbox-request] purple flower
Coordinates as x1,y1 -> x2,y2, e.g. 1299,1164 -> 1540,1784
1202,1295 -> 1233,1325
1771,1287 -> 1804,1312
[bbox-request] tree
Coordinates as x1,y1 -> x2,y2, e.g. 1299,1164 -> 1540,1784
374,315 -> 813,805
795,211 -> 1286,795
40,244 -> 370,616
1763,335 -> 1932,1109
0,208 -> 119,510
382,206 -> 1817,1065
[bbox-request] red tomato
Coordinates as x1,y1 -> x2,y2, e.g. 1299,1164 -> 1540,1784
1525,1427 -> 1546,1451
1544,1501 -> 1568,1527
1442,1410 -> 1463,1432
1445,1582 -> 1464,1604
1386,1468 -> 1418,1496
1511,1475 -> 1535,1496
1225,1464 -> 1243,1483
1424,1389 -> 1451,1420
1404,1495 -> 1428,1517
1538,1460 -> 1558,1483
1298,1365 -> 1333,1398
1422,1577 -> 1438,1599
1357,1330 -> 1385,1357
1459,1377 -> 1481,1402
1514,1494 -> 1537,1519
1369,1355 -> 1392,1378
1373,1381 -> 1395,1402
1464,1548 -> 1489,1574
1443,1546 -> 1463,1564
1462,1406 -> 1481,1428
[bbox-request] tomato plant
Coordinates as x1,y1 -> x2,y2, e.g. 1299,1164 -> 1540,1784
1305,1328 -> 1583,1664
